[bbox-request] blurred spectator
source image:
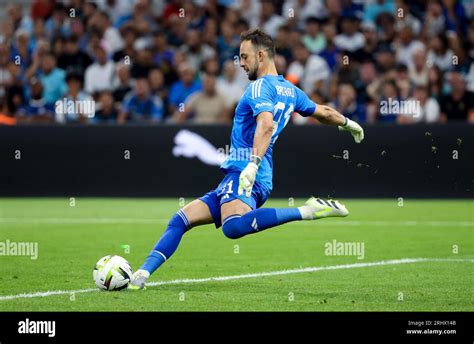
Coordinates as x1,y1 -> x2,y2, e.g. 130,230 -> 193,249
377,12 -> 397,43
330,83 -> 366,123
96,0 -> 134,25
335,52 -> 360,86
17,78 -> 54,122
374,42 -> 396,73
55,72 -> 93,124
395,0 -> 422,36
85,45 -> 116,94
8,4 -> 33,35
334,15 -> 365,53
31,0 -> 55,21
377,79 -> 400,123
439,72 -> 474,121
282,0 -> 327,29
216,60 -> 246,108
258,1 -> 285,38
24,52 -> 68,104
363,0 -> 396,23
423,0 -> 446,39
274,54 -> 288,75
113,27 -> 138,63
57,36 -> 93,75
354,60 -> 378,103
302,17 -> 326,54
88,11 -> 124,55
115,0 -> 157,33
409,47 -> 429,87
274,25 -> 293,63
395,24 -> 424,67
131,48 -> 155,79
151,29 -> 174,66
11,30 -> 33,72
287,41 -> 330,94
148,68 -> 168,116
180,29 -> 216,72
202,57 -> 220,76
427,65 -> 444,101
118,78 -> 163,123
5,62 -> 25,115
168,63 -> 202,114
45,3 -> 71,38
398,85 -> 440,124
394,63 -> 413,99
427,34 -> 454,72
319,23 -> 339,71
0,43 -> 13,98
113,63 -> 133,102
217,21 -> 239,67
174,73 -> 229,124
30,19 -> 47,52
94,91 -> 119,123
441,0 -> 467,35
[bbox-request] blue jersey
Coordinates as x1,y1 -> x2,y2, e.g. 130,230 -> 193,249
220,74 -> 317,192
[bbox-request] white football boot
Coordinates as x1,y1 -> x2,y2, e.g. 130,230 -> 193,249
127,269 -> 150,290
298,197 -> 349,220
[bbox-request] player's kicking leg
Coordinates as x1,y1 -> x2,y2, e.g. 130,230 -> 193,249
220,196 -> 348,239
128,199 -> 213,290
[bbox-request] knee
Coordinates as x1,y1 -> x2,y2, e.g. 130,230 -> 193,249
222,217 -> 243,239
168,210 -> 191,234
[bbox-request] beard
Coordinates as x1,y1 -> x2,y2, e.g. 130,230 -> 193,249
247,61 -> 259,80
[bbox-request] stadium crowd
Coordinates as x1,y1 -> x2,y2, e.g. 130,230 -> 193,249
0,0 -> 473,125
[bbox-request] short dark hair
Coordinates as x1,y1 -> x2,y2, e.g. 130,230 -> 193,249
240,28 -> 275,58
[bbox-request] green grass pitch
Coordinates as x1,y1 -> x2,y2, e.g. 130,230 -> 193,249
0,198 -> 472,311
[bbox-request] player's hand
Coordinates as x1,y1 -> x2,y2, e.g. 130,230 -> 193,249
238,162 -> 259,197
338,118 -> 364,143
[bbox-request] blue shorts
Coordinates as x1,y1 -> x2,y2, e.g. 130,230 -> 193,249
199,171 -> 271,228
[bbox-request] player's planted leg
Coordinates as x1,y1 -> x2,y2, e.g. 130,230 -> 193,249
129,200 -> 213,290
221,197 -> 348,239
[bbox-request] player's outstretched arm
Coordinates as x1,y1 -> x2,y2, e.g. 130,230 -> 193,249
312,105 -> 364,143
238,111 -> 273,197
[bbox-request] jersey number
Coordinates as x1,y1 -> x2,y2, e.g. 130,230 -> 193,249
272,101 -> 294,143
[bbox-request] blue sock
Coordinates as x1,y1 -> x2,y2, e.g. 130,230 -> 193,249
141,209 -> 190,275
222,208 -> 302,239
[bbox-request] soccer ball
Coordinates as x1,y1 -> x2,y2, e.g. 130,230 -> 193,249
93,255 -> 133,291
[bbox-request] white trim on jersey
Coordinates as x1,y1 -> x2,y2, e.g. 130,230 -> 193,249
252,79 -> 263,99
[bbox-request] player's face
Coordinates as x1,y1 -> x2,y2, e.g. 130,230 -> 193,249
239,40 -> 260,81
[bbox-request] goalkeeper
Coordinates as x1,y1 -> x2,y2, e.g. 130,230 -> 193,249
129,28 -> 364,289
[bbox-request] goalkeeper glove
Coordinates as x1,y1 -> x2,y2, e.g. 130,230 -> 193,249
338,117 -> 364,143
238,155 -> 260,197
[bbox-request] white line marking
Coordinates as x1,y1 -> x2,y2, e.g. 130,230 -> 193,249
0,258 -> 472,301
0,218 -> 472,227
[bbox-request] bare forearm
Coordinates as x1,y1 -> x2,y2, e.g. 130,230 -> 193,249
252,112 -> 273,159
312,105 -> 346,126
